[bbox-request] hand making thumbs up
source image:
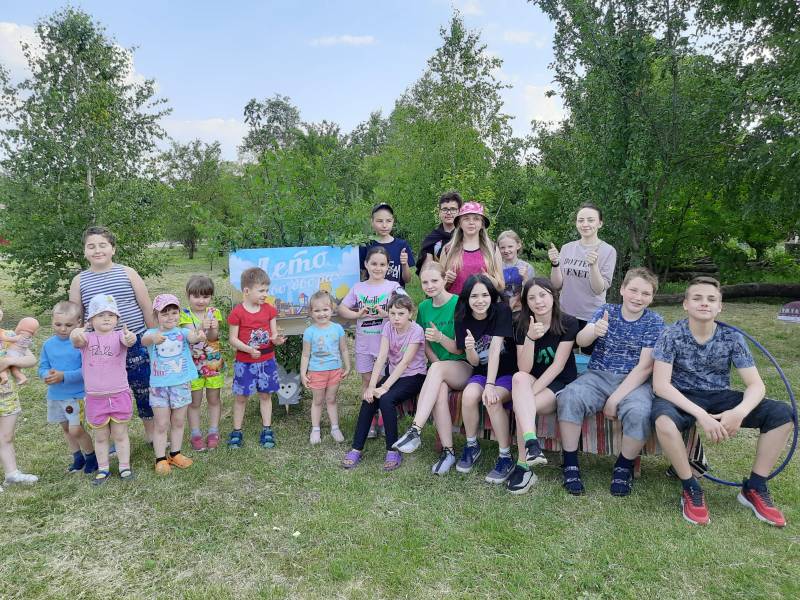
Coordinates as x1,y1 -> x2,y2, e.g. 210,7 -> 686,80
548,243 -> 560,266
594,310 -> 610,337
464,329 -> 476,352
121,323 -> 137,346
425,321 -> 444,344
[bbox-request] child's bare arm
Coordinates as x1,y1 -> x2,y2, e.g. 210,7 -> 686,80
338,334 -> 351,378
70,328 -> 88,348
124,266 -> 156,328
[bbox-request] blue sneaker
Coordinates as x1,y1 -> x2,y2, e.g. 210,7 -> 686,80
259,427 -> 275,449
83,452 -> 98,475
227,430 -> 243,448
455,444 -> 482,473
485,455 -> 514,484
67,452 -> 85,474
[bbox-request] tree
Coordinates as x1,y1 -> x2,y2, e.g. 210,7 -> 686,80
0,7 -> 169,310
240,94 -> 302,158
155,140 -> 223,259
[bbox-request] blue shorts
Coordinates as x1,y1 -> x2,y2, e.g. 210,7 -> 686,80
149,383 -> 192,410
232,359 -> 280,396
47,398 -> 84,426
127,334 -> 153,419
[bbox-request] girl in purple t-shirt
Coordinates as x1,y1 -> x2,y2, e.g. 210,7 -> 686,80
342,292 -> 426,472
440,202 -> 504,295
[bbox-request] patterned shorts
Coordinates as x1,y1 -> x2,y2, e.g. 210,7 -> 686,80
149,383 -> 192,410
127,335 -> 153,419
0,382 -> 21,417
232,359 -> 280,396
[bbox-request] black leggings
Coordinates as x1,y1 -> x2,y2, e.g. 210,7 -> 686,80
352,374 -> 426,451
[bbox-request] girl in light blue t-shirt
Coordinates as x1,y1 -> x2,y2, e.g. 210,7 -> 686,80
301,291 -> 351,445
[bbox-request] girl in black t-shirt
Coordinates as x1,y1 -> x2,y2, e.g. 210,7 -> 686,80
454,274 -> 517,484
506,278 -> 579,494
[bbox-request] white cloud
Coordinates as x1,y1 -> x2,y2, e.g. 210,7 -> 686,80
502,30 -> 547,48
0,22 -> 39,80
456,1 -> 484,16
309,35 -> 376,47
522,84 -> 565,124
162,117 -> 249,161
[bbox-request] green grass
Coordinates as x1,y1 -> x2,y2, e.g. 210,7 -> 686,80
1,248 -> 798,599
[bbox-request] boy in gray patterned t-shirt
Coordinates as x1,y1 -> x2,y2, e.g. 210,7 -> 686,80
652,277 -> 792,527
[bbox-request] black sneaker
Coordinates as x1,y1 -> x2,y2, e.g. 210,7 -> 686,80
393,426 -> 422,454
562,465 -> 585,495
610,466 -> 633,497
525,439 -> 547,466
506,465 -> 537,495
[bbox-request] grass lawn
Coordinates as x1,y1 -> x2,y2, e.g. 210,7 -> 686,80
1,248 -> 798,599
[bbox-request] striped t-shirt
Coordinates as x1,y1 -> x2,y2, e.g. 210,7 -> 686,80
78,264 -> 146,334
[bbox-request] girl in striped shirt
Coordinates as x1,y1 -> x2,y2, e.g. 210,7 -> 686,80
69,226 -> 156,443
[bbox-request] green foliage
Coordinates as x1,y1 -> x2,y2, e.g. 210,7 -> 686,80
0,7 -> 168,311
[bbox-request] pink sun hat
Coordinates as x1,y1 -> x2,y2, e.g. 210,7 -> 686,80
455,201 -> 490,227
152,293 -> 181,312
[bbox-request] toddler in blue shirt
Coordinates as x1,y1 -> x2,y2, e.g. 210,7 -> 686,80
38,301 -> 97,474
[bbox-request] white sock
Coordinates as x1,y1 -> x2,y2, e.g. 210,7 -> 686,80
466,436 -> 478,446
499,447 -> 511,457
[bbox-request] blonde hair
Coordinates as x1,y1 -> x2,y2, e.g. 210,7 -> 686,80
622,267 -> 659,294
441,227 -> 504,291
52,300 -> 82,321
309,289 -> 334,309
420,261 -> 446,277
497,230 -> 522,247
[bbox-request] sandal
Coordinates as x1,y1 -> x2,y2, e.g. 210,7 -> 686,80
119,468 -> 135,481
91,470 -> 111,486
341,449 -> 362,469
383,450 -> 403,472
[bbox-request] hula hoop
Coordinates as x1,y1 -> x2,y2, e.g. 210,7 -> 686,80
700,321 -> 798,487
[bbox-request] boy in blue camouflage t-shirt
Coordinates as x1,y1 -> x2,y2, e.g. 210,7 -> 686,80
652,277 -> 792,527
557,268 -> 664,496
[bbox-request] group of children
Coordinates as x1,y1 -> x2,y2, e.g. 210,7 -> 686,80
0,199 -> 793,528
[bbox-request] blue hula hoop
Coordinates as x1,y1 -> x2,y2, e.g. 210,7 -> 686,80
700,321 -> 798,487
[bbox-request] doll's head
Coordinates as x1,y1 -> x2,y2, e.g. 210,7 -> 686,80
16,317 -> 40,338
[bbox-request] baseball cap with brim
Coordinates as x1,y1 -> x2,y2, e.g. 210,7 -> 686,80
371,202 -> 394,216
86,294 -> 121,320
153,293 -> 181,312
455,201 -> 490,227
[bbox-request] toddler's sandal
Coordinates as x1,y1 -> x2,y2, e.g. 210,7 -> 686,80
383,450 -> 402,472
119,468 -> 135,481
92,470 -> 111,486
341,449 -> 362,469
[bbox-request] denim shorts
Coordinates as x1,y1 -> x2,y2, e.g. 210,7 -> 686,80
149,383 -> 192,410
232,359 -> 280,396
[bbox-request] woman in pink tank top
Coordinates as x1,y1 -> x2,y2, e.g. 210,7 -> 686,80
440,202 -> 504,295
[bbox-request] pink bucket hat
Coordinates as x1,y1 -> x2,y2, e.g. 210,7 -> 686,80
455,201 -> 490,227
152,293 -> 181,312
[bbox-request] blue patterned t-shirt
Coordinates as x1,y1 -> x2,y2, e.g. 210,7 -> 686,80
653,319 -> 755,391
587,304 -> 664,375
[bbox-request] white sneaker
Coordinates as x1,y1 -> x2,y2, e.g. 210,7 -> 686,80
431,448 -> 457,475
330,427 -> 345,443
4,470 -> 38,484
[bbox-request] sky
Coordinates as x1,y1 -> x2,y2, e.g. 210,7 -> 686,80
0,0 -> 564,160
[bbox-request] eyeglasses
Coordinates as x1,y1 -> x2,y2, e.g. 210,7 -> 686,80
439,207 -> 459,214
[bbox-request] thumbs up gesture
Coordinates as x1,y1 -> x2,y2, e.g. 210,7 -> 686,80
528,319 -> 546,341
400,248 -> 409,266
151,325 -> 166,345
194,328 -> 207,343
464,329 -> 476,352
594,310 -> 610,337
586,249 -> 599,266
122,323 -> 137,346
517,263 -> 528,279
425,321 -> 443,344
548,243 -> 560,265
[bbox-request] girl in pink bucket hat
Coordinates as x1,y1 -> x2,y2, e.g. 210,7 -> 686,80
440,201 -> 504,295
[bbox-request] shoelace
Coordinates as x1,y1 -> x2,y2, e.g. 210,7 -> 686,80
752,487 -> 775,507
687,487 -> 705,507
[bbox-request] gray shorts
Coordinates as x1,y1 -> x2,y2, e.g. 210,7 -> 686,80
557,369 -> 654,442
47,398 -> 84,427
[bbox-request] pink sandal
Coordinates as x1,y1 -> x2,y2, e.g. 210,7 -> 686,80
383,450 -> 403,472
341,449 -> 362,469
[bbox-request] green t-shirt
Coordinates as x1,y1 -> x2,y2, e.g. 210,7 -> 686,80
416,295 -> 463,362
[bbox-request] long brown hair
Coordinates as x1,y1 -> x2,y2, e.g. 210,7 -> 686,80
515,277 -> 566,340
440,222 -> 503,291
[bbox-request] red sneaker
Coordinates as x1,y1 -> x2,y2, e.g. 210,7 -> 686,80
738,485 -> 786,527
190,434 -> 206,452
206,432 -> 220,450
681,487 -> 710,525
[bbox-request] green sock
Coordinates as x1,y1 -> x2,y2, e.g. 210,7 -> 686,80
523,432 -> 537,442
516,460 -> 530,471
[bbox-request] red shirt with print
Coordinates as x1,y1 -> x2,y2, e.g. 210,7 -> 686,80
227,302 -> 278,363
